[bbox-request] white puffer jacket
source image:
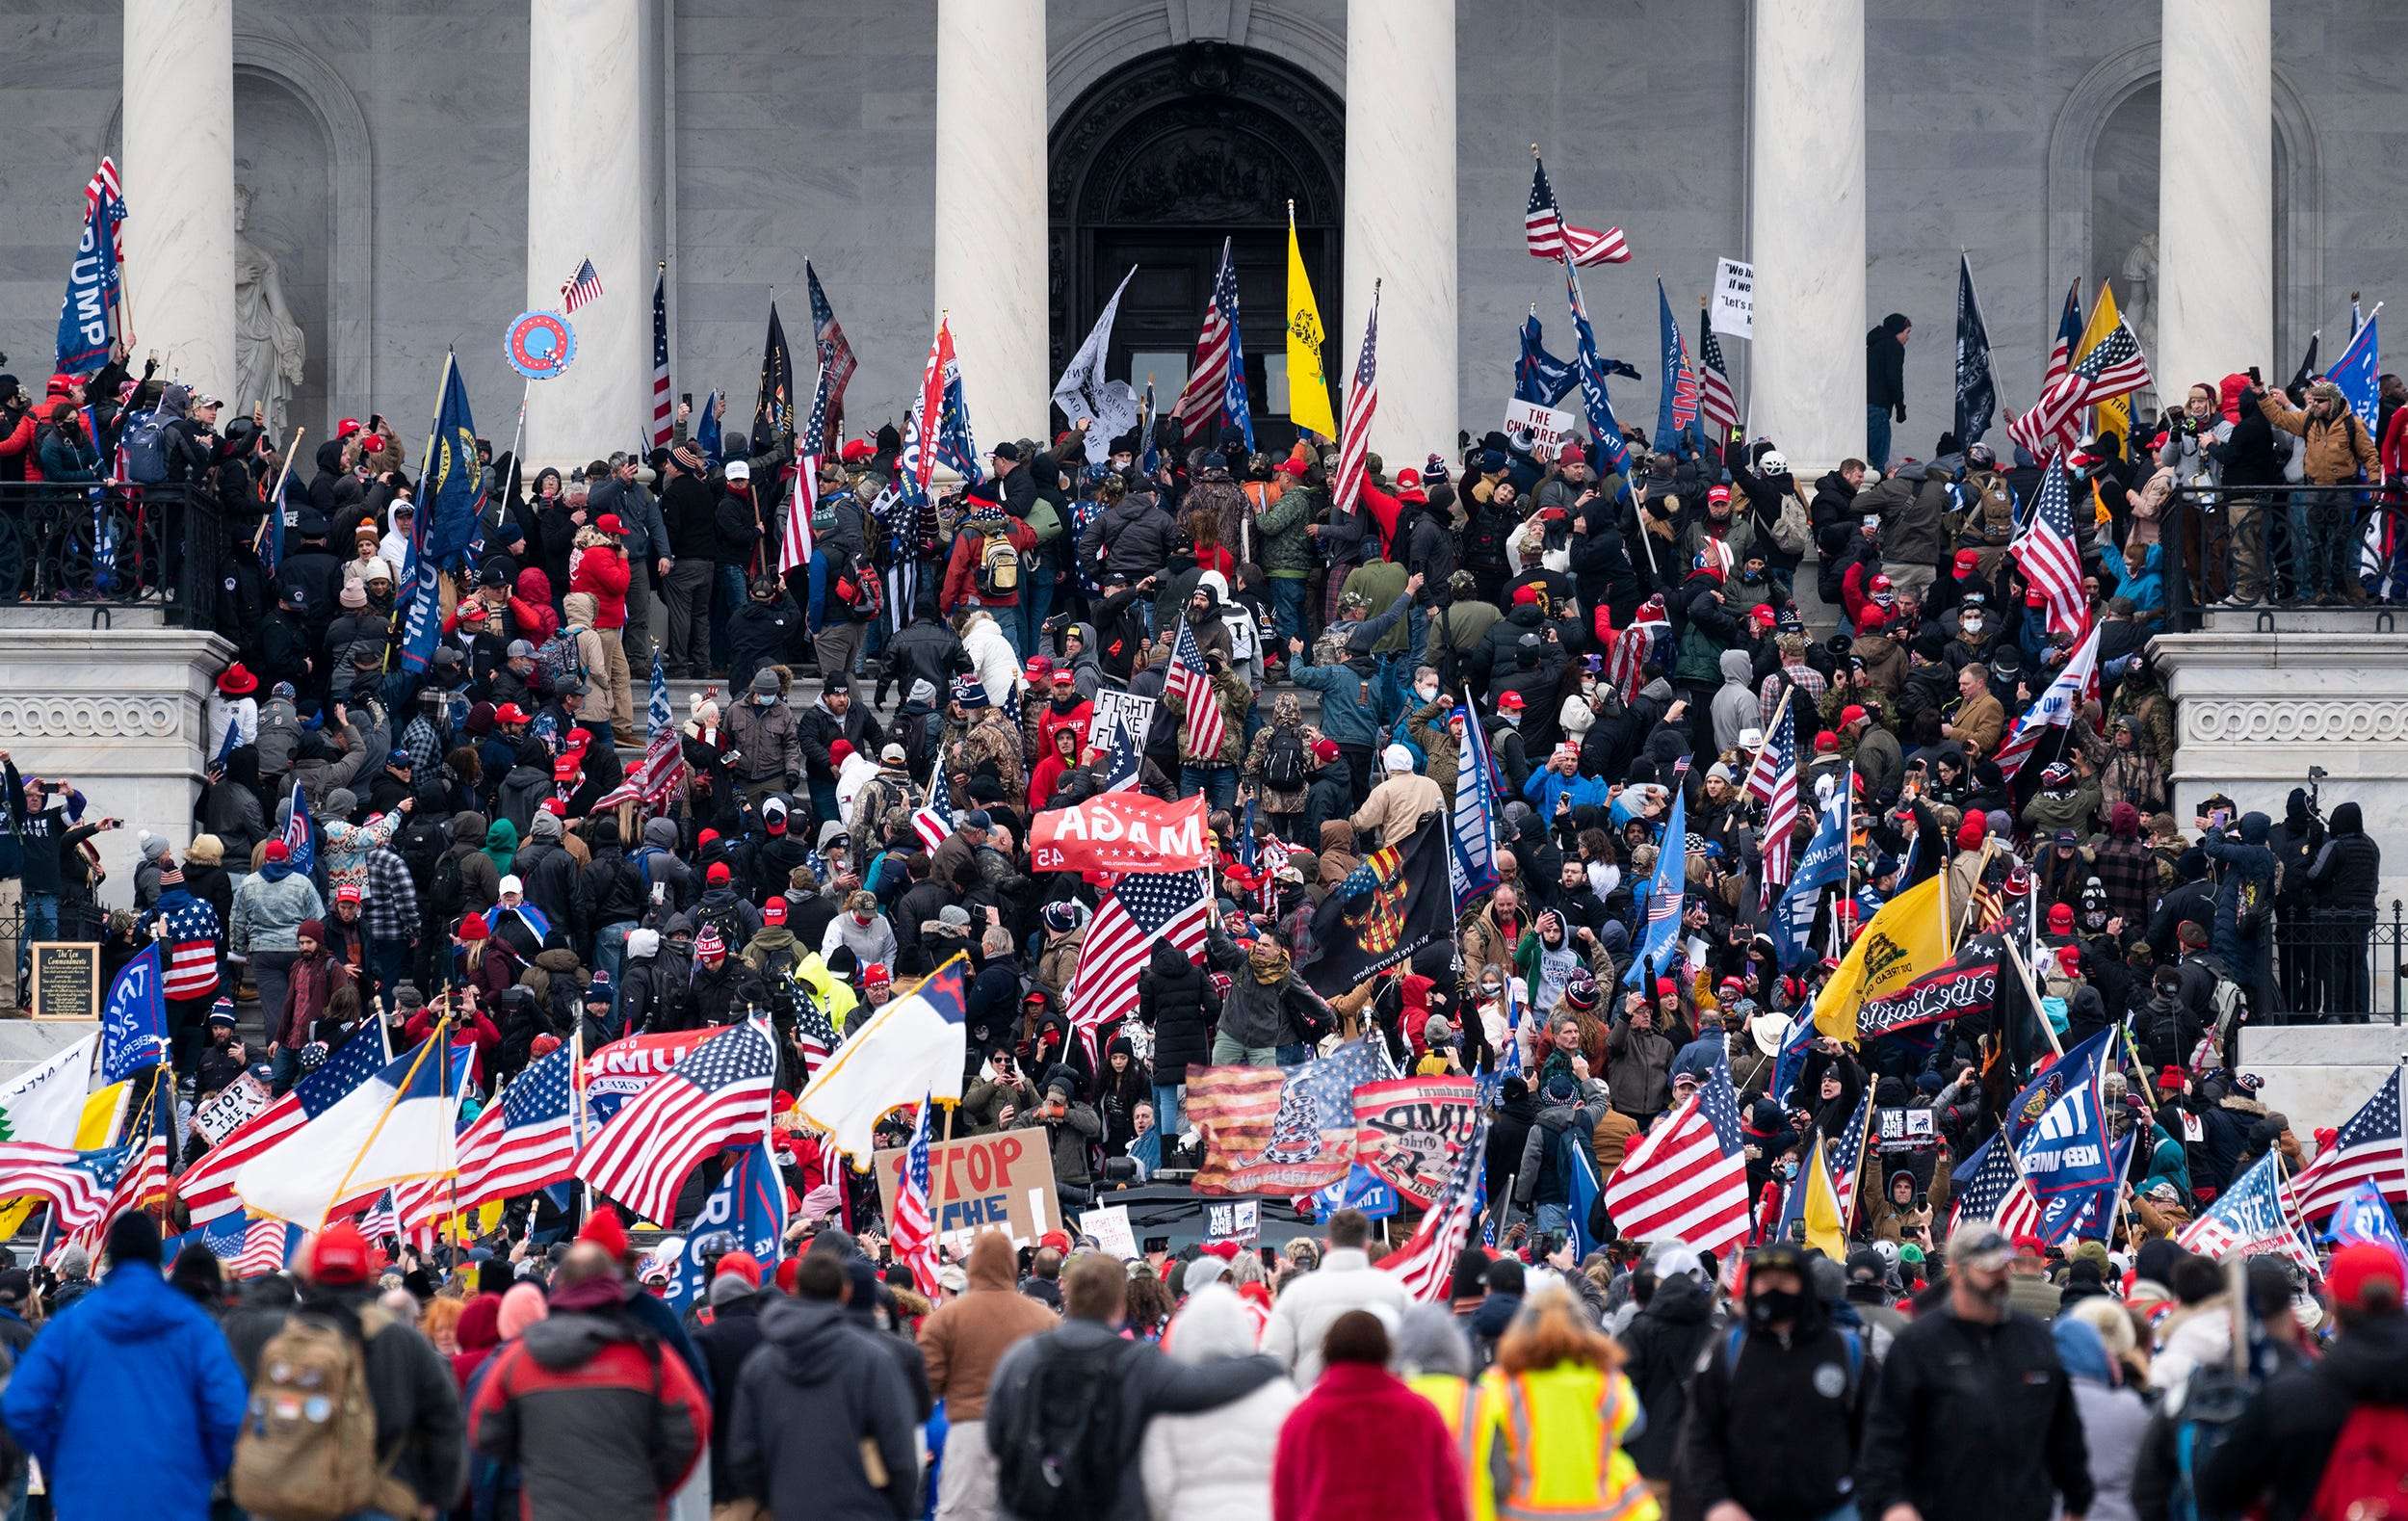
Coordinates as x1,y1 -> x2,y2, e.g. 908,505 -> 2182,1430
1139,1286 -> 1297,1521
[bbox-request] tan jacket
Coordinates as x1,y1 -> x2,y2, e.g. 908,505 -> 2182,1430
1349,774 -> 1445,852
916,1230 -> 1060,1422
2259,392 -> 2380,485
1947,690 -> 2005,757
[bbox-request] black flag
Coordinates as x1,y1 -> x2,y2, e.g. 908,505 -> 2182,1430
750,302 -> 796,518
1953,253 -> 1997,447
1302,826 -> 1455,997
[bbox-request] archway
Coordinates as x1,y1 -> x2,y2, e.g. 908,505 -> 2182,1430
1048,43 -> 1345,452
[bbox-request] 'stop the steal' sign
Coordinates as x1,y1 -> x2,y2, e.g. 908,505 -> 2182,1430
1711,259 -> 1755,339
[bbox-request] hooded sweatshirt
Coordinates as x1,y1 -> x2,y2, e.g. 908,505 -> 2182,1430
725,1295 -> 922,1520
917,1230 -> 1059,1422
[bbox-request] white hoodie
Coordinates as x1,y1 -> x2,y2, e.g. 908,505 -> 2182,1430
960,611 -> 1023,713
1139,1286 -> 1297,1521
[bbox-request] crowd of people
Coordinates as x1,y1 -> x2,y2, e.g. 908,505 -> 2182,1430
0,306 -> 2403,1520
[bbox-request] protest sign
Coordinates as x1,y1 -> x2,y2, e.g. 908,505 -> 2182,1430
876,1126 -> 1060,1248
1030,791 -> 1209,874
1711,259 -> 1755,337
1503,398 -> 1575,458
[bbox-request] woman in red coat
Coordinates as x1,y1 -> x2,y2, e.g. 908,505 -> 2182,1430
1273,1310 -> 1468,1521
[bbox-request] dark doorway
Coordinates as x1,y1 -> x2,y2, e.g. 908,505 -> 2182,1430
1049,44 -> 1345,455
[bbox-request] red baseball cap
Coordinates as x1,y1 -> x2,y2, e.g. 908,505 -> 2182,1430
263,839 -> 290,863
706,862 -> 731,885
1038,1230 -> 1073,1253
762,899 -> 788,925
309,1222 -> 375,1285
1954,548 -> 1982,576
1814,730 -> 1840,754
494,703 -> 531,725
2328,1242 -> 2406,1309
2011,1234 -> 2048,1260
594,513 -> 625,536
1840,704 -> 1868,728
1498,690 -> 1526,712
540,798 -> 567,817
334,884 -> 362,905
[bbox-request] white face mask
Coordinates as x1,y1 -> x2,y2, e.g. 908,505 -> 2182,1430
1416,684 -> 1439,702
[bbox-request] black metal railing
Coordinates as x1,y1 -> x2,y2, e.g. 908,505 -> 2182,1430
2256,899 -> 2408,1025
0,481 -> 225,627
2158,484 -> 2406,632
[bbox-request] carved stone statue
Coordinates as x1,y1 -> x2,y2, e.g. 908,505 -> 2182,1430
232,185 -> 306,438
2119,233 -> 2158,357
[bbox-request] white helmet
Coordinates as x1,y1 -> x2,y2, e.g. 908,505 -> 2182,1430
1759,449 -> 1790,476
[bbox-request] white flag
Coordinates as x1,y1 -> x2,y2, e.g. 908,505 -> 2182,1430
1052,265 -> 1141,444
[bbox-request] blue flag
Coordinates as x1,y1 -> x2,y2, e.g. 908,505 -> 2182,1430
99,942 -> 167,1083
55,194 -> 121,377
1774,791 -> 1849,971
1654,278 -> 1706,458
1449,700 -> 1500,914
647,647 -> 673,739
1309,1163 -> 1399,1221
1564,260 -> 1636,498
2014,1041 -> 2117,1245
1624,768 -> 1688,986
2000,1028 -> 2116,1150
1770,1011 -> 1817,1107
2324,1179 -> 2408,1269
694,390 -> 723,462
420,355 -> 486,570
1515,313 -> 1581,408
2327,312 -> 2381,435
280,786 -> 317,879
662,1140 -> 789,1317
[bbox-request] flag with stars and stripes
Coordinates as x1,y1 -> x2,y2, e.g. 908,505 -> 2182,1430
357,1191 -> 400,1243
2009,310 -> 2149,459
648,266 -> 673,450
0,1141 -> 135,1234
2010,456 -> 2090,640
1745,695 -> 1800,898
281,785 -> 315,879
1602,1065 -> 1750,1254
559,258 -> 604,315
1523,154 -> 1628,266
1950,1129 -> 2042,1239
1189,1036 -> 1392,1196
64,1134 -> 169,1252
1826,1090 -> 1875,1231
1164,616 -> 1226,762
1065,870 -> 1211,1062
1379,1105 -> 1492,1301
789,984 -> 838,1079
805,259 -> 855,446
888,1094 -> 942,1298
1607,595 -> 1670,706
2180,1147 -> 2320,1277
2292,1065 -> 2406,1220
1992,622 -> 2101,785
178,1021 -> 391,1224
895,319 -> 982,509
1331,285 -> 1379,521
584,1019 -> 777,1223
1697,305 -> 1741,432
1174,237 -> 1253,450
147,895 -> 222,1003
911,767 -> 953,852
780,357 -> 832,574
84,156 -> 125,266
393,1040 -> 578,1232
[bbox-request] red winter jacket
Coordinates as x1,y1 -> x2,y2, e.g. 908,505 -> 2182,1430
939,517 -> 1036,615
0,411 -> 38,483
1273,1361 -> 1469,1521
511,567 -> 561,644
570,544 -> 630,631
404,1005 -> 503,1089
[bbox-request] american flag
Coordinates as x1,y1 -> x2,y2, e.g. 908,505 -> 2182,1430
780,359 -> 832,574
1188,1036 -> 1391,1193
235,1216 -> 301,1277
1826,1091 -> 1874,1231
178,1022 -> 390,1224
2180,1149 -> 2320,1277
1380,1105 -> 1492,1301
392,1041 -> 578,1232
790,986 -> 837,1079
281,786 -> 315,878
1992,622 -> 2101,785
1950,1130 -> 2043,1239
911,767 -> 954,852
1066,870 -> 1210,1060
84,156 -> 127,269
64,1134 -> 169,1251
1601,1066 -> 1751,1254
560,258 -> 604,315
888,1094 -> 942,1298
357,1191 -> 400,1244
649,266 -> 674,450
898,320 -> 952,504
152,895 -> 222,1001
2292,1066 -> 2406,1220
2010,458 -> 2089,639
2040,280 -> 2083,408
583,1019 -> 776,1222
805,260 -> 855,447
1745,694 -> 1800,893
0,1142 -> 132,1233
1524,154 -> 1629,267
1331,285 -> 1379,520
1174,237 -> 1247,446
2009,313 -> 2149,459
1607,595 -> 1671,705
1697,315 -> 1741,432
1165,616 -> 1226,760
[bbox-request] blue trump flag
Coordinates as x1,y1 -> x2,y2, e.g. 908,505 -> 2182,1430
2325,1177 -> 2408,1266
99,941 -> 167,1083
1449,698 -> 1501,914
2327,310 -> 2381,433
1564,258 -> 1636,499
1774,788 -> 1849,972
2014,1041 -> 2118,1245
1309,1163 -> 1399,1221
694,390 -> 723,462
1624,766 -> 1688,986
55,193 -> 122,377
663,1139 -> 789,1318
280,785 -> 317,879
1654,278 -> 1707,459
1515,313 -> 1581,408
399,354 -> 483,672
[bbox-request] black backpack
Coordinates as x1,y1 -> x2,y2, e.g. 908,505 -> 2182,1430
1263,725 -> 1308,792
993,1335 -> 1132,1521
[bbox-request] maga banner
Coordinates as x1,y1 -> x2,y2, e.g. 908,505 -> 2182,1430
1029,791 -> 1209,875
1352,1075 -> 1479,1208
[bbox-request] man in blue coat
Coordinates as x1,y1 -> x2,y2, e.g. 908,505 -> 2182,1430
2,1211 -> 248,1520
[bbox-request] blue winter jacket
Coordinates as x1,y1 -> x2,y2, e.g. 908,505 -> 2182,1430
2,1261 -> 249,1520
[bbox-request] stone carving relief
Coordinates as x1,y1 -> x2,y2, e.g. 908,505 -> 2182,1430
2184,699 -> 2408,746
0,696 -> 186,741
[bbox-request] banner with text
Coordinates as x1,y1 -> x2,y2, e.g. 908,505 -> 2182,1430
1030,790 -> 1209,875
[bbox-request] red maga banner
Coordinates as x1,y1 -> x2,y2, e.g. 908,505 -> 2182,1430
1029,791 -> 1210,875
1353,1076 -> 1480,1207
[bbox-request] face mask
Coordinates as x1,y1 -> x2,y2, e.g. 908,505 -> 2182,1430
1962,618 -> 1984,637
1747,1289 -> 1804,1328
1416,684 -> 1438,702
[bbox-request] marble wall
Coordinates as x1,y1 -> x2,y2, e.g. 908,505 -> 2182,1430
235,75 -> 331,433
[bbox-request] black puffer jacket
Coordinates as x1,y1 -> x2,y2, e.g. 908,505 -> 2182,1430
1137,939 -> 1217,1085
2308,800 -> 2381,916
1619,1272 -> 1716,1480
1078,493 -> 1177,583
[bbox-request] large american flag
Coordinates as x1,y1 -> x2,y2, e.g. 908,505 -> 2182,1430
2039,280 -> 2083,410
148,894 -> 222,1001
1745,695 -> 1801,895
1066,870 -> 1210,1060
560,258 -> 604,316
0,1142 -> 133,1234
1174,238 -> 1243,446
392,1041 -> 578,1232
805,260 -> 855,448
911,767 -> 954,853
888,1095 -> 942,1298
2009,312 -> 2149,459
649,266 -> 674,451
1950,1130 -> 2043,1239
67,1136 -> 168,1248
1992,622 -> 2101,785
1607,595 -> 1671,705
233,1216 -> 299,1277
1826,1091 -> 1875,1231
2292,1066 -> 2406,1220
1380,1105 -> 1492,1301
2010,458 -> 2089,639
1165,616 -> 1226,760
179,1022 -> 390,1223
584,1019 -> 777,1222
1697,316 -> 1741,432
1524,154 -> 1629,266
1331,286 -> 1380,520
780,359 -> 832,574
1602,1066 -> 1751,1254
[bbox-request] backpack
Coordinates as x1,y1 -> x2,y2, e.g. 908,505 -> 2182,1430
120,407 -> 172,485
2235,873 -> 2273,939
231,1306 -> 401,1521
2169,1360 -> 2257,1521
1263,726 -> 1309,792
1766,489 -> 1812,557
431,848 -> 467,922
1025,499 -> 1064,546
534,627 -> 589,692
834,550 -> 885,622
993,1334 -> 1132,1521
978,532 -> 1021,597
2305,1404 -> 2408,1521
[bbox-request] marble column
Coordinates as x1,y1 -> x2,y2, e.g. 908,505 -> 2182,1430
122,0 -> 236,404
933,0 -> 1048,441
2159,0 -> 2272,395
1345,0 -> 1456,463
525,0 -> 648,467
1747,0 -> 1865,471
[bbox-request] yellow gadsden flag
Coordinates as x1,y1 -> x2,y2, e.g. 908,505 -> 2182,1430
1284,209 -> 1338,439
1800,1137 -> 1848,1258
2078,279 -> 2132,448
1812,873 -> 1951,1041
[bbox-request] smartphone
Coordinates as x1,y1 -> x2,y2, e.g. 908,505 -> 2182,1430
681,391 -> 694,407
2212,808 -> 2232,829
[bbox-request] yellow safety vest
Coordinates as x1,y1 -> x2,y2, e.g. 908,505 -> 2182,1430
1408,1372 -> 1499,1521
1485,1364 -> 1661,1521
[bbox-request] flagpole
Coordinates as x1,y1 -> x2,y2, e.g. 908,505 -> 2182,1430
502,382 -> 531,513
250,427 -> 306,557
1999,939 -> 2064,1061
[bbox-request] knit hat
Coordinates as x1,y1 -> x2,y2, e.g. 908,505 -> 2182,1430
456,913 -> 489,941
952,674 -> 988,709
694,925 -> 727,960
296,918 -> 326,945
578,1207 -> 631,1260
2328,1242 -> 2406,1309
1955,817 -> 1986,852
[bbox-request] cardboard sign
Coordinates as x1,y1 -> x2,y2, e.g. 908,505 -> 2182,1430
195,1071 -> 272,1145
1029,791 -> 1209,875
875,1125 -> 1060,1248
1710,259 -> 1755,338
29,943 -> 99,1021
1503,398 -> 1575,458
1079,1203 -> 1140,1260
